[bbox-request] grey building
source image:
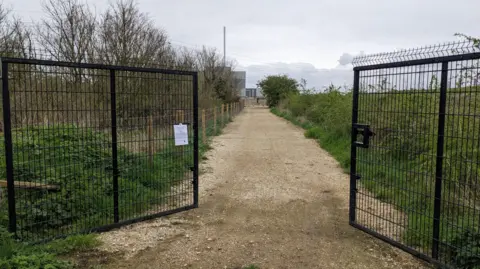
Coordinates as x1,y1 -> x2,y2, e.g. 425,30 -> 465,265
232,71 -> 246,97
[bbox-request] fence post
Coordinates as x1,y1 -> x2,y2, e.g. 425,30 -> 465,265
2,61 -> 16,234
221,104 -> 224,127
349,70 -> 360,224
193,73 -> 199,208
147,115 -> 154,167
432,61 -> 448,259
213,106 -> 217,134
202,109 -> 206,144
110,69 -> 119,223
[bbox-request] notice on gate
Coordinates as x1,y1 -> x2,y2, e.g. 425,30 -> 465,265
174,124 -> 188,146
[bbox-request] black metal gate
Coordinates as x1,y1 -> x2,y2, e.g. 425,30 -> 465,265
350,42 -> 480,268
0,58 -> 198,241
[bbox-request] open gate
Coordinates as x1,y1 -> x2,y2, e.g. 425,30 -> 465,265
350,42 -> 480,268
0,58 -> 199,241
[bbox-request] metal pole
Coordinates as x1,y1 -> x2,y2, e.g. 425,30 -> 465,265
110,70 -> 119,223
349,69 -> 360,224
2,61 -> 16,235
223,26 -> 226,67
432,61 -> 448,259
193,73 -> 199,208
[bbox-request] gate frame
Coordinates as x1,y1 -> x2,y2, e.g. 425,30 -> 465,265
349,51 -> 480,268
1,57 -> 199,240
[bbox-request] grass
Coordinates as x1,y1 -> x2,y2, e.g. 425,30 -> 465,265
0,227 -> 100,268
272,89 -> 480,268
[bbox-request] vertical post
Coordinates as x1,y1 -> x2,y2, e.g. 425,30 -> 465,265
147,115 -> 154,167
110,70 -> 119,223
2,61 -> 16,234
227,103 -> 230,120
223,26 -> 226,67
432,61 -> 448,259
349,69 -> 360,224
221,104 -> 224,126
192,73 -> 199,207
202,109 -> 206,144
213,106 -> 217,134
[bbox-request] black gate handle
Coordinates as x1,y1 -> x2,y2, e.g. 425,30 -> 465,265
353,124 -> 375,148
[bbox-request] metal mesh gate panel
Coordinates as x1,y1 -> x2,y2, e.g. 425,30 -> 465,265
350,42 -> 480,268
0,58 -> 198,241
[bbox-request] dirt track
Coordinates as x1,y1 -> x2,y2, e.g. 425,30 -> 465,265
101,107 -> 428,269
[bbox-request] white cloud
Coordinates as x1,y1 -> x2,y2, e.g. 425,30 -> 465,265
239,62 -> 353,90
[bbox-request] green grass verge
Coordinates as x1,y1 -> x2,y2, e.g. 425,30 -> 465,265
272,90 -> 480,268
0,227 -> 100,268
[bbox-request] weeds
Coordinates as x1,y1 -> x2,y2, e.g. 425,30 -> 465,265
0,226 -> 101,268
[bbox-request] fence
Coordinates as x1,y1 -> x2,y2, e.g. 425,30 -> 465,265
350,41 -> 480,268
0,55 -> 243,242
197,101 -> 244,152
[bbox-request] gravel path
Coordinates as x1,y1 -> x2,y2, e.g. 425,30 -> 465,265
102,107 -> 429,269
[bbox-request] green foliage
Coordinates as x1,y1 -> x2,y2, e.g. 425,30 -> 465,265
0,227 -> 15,260
0,252 -> 71,269
257,75 -> 299,107
0,229 -> 101,268
243,265 -> 260,269
43,235 -> 100,255
447,230 -> 480,269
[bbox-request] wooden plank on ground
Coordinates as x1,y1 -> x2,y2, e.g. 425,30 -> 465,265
0,180 -> 60,191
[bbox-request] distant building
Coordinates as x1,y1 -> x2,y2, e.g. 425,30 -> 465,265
245,88 -> 257,97
232,71 -> 246,97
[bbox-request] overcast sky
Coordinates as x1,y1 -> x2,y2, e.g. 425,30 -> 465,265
8,0 -> 480,89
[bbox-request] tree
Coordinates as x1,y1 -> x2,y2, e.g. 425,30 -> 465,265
37,0 -> 96,63
257,75 -> 299,107
97,0 -> 169,67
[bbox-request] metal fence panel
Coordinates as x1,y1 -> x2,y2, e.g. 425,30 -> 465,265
0,58 -> 198,241
350,41 -> 480,268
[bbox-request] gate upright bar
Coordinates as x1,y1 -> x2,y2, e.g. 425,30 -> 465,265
193,72 -> 199,208
110,69 -> 119,224
431,61 -> 448,259
349,69 -> 360,223
2,61 -> 16,235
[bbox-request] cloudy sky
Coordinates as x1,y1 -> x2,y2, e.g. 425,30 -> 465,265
8,0 -> 480,89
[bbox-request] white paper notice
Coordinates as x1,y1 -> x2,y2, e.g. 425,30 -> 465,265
174,124 -> 188,146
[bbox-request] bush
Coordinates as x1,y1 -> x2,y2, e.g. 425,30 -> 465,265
447,230 -> 480,269
0,253 -> 71,269
257,75 -> 299,107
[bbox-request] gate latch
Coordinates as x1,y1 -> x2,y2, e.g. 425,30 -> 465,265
353,124 -> 375,148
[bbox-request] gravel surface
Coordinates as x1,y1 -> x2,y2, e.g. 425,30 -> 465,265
100,107 -> 430,269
